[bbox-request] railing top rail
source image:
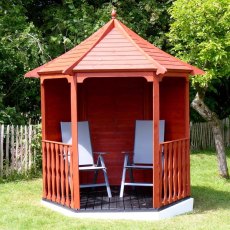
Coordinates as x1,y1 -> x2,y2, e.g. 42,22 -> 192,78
161,137 -> 189,145
42,140 -> 72,146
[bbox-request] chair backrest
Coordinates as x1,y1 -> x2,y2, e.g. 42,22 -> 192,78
60,121 -> 94,166
133,120 -> 165,164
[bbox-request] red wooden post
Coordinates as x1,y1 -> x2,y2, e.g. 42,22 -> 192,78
46,142 -> 51,200
64,145 -> 70,207
60,145 -> 65,205
40,79 -> 46,140
178,140 -> 182,199
41,80 -> 47,199
55,144 -> 61,203
159,143 -> 163,205
51,143 -> 56,202
172,141 -> 178,201
41,142 -> 47,199
182,140 -> 186,198
163,143 -> 168,205
70,76 -> 80,209
69,146 -> 74,208
168,142 -> 173,203
153,76 -> 161,209
185,78 -> 191,196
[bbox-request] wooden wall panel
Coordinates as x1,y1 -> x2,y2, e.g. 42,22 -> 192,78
160,77 -> 186,141
44,78 -> 71,141
78,78 -> 153,185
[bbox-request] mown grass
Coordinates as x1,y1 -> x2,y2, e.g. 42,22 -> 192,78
0,149 -> 229,230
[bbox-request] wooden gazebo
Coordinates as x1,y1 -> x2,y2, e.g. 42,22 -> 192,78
25,10 -> 204,215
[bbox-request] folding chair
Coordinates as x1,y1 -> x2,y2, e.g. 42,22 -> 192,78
119,120 -> 165,197
60,121 -> 112,198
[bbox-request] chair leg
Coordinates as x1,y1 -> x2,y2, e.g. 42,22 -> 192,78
99,155 -> 112,198
93,170 -> 99,184
102,168 -> 112,198
129,168 -> 134,182
93,156 -> 101,184
119,154 -> 129,197
128,168 -> 135,191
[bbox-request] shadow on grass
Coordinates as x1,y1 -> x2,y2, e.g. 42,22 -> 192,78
191,147 -> 230,156
191,185 -> 230,212
0,170 -> 42,184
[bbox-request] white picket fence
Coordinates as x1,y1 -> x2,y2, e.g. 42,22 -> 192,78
0,124 -> 38,177
190,118 -> 230,150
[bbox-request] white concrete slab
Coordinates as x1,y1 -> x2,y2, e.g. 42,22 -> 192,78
41,198 -> 194,221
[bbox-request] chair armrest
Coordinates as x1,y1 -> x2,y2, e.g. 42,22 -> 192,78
93,152 -> 109,155
121,151 -> 133,154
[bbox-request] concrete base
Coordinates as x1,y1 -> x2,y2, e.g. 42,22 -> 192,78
41,198 -> 194,221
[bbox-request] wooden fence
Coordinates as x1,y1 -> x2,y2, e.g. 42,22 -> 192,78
0,124 -> 38,177
0,118 -> 229,177
190,118 -> 230,150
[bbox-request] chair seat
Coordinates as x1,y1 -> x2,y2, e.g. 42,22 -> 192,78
124,182 -> 153,186
125,165 -> 153,169
80,183 -> 106,188
79,165 -> 105,171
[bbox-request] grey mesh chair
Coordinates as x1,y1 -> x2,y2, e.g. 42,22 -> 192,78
119,120 -> 165,197
61,121 -> 112,198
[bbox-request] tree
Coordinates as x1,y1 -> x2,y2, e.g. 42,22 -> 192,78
24,0 -> 173,58
168,0 -> 229,178
0,0 -> 49,124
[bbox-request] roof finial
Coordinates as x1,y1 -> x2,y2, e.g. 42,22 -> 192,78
111,8 -> 117,19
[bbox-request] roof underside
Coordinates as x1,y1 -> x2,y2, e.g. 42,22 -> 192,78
25,19 -> 204,78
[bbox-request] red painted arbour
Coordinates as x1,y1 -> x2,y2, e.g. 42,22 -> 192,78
25,10 -> 204,210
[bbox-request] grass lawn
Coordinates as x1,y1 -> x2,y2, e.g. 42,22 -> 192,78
0,149 -> 229,230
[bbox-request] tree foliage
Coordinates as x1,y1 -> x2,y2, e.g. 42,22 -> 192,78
168,0 -> 230,88
0,0 -> 49,124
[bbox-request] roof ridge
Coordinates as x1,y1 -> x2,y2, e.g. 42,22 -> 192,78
114,19 -> 167,75
62,19 -> 115,75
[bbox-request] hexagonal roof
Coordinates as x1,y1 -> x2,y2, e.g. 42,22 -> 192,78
25,13 -> 204,78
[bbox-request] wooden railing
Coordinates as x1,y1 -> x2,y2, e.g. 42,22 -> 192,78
42,138 -> 190,210
160,138 -> 190,206
42,140 -> 73,208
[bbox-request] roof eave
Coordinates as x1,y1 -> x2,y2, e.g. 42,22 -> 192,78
37,70 -> 63,76
73,68 -> 158,73
24,64 -> 46,78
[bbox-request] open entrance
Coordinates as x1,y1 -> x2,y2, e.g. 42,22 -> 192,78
78,77 -> 153,186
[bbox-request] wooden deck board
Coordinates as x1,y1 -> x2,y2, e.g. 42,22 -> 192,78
80,187 -> 153,211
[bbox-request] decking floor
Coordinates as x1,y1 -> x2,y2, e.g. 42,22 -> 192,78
80,186 -> 153,211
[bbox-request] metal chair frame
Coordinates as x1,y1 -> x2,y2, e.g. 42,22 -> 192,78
61,121 -> 112,198
119,120 -> 165,197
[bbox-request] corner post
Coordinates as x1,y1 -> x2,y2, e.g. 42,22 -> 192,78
185,77 -> 191,196
40,79 -> 47,199
40,78 -> 46,140
153,75 -> 161,209
70,75 -> 80,209
185,77 -> 190,140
